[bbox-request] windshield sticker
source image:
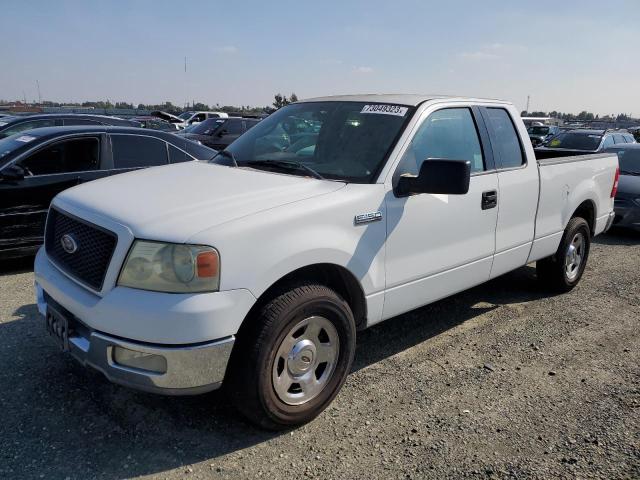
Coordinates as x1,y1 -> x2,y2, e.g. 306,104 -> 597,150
15,135 -> 36,143
549,139 -> 561,147
588,135 -> 601,138
361,104 -> 408,116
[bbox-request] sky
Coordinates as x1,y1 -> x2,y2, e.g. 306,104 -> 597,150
1,0 -> 639,115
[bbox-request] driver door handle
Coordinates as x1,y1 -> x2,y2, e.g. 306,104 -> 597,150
481,190 -> 498,210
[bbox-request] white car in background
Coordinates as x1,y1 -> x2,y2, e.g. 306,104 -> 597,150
150,110 -> 229,130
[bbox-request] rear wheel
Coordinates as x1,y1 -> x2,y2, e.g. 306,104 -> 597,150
226,283 -> 356,430
537,217 -> 591,292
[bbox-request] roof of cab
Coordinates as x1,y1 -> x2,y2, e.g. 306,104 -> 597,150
298,93 -> 511,107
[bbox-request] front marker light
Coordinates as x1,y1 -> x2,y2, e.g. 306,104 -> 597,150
118,241 -> 219,293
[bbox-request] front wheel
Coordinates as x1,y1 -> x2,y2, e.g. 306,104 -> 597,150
537,217 -> 591,292
226,284 -> 356,430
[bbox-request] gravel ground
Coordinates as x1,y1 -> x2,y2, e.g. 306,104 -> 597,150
0,229 -> 638,480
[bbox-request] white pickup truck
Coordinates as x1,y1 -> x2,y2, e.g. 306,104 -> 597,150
34,95 -> 619,429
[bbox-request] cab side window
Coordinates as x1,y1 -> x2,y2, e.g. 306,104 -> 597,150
225,119 -> 243,135
18,137 -> 100,175
168,144 -> 192,163
399,108 -> 485,175
111,135 -> 168,168
602,136 -> 615,149
484,108 -> 524,169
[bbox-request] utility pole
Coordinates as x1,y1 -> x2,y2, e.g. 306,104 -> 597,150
526,95 -> 530,114
36,80 -> 42,104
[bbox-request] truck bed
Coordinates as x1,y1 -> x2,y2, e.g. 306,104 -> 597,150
528,152 -> 618,263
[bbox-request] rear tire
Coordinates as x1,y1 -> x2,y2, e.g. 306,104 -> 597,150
536,217 -> 591,292
226,283 -> 356,430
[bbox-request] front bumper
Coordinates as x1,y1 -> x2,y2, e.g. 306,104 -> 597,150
38,289 -> 235,395
34,247 -> 256,395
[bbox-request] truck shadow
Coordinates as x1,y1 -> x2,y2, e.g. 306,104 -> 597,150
594,227 -> 640,246
0,254 -> 35,276
2,264 -> 553,479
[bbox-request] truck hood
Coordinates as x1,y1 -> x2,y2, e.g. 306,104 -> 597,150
150,111 -> 184,124
54,162 -> 345,243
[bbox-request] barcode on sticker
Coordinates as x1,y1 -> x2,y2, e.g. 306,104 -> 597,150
361,104 -> 408,116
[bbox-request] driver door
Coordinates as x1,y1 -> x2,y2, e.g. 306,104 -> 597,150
382,106 -> 499,319
0,136 -> 103,251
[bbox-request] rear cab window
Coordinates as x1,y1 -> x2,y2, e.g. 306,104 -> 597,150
483,108 -> 525,169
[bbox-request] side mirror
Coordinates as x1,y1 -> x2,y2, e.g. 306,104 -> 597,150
0,164 -> 25,181
396,159 -> 470,197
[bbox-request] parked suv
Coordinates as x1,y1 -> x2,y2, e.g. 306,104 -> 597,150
534,128 -> 636,159
0,126 -> 216,258
0,114 -> 142,139
176,117 -> 260,150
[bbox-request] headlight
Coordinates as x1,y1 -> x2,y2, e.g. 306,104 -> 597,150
118,241 -> 219,293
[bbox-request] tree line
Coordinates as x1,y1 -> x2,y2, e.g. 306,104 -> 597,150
521,110 -> 636,122
1,92 -> 300,114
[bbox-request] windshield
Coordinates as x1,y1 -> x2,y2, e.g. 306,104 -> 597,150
528,126 -> 550,135
189,118 -> 226,135
615,149 -> 640,174
178,112 -> 194,120
545,132 -> 602,150
219,101 -> 412,182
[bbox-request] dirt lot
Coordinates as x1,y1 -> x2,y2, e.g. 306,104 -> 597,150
0,230 -> 638,480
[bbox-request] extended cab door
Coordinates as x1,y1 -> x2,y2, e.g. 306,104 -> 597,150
1,135 -> 104,248
382,105 -> 499,320
479,107 -> 539,278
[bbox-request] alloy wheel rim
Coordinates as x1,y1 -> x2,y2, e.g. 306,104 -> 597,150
272,316 -> 340,406
565,232 -> 585,281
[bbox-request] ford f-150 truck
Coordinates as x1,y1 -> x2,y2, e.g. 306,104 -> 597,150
34,95 -> 619,429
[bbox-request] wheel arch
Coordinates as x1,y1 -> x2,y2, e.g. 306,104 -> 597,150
570,199 -> 596,236
239,263 -> 368,335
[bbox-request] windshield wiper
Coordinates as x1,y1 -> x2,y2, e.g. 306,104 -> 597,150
245,159 -> 325,180
213,149 -> 238,167
620,170 -> 640,176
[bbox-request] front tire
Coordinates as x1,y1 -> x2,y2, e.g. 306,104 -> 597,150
537,217 -> 591,292
226,284 -> 356,430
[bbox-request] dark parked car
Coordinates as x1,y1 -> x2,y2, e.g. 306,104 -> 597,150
0,126 -> 216,258
534,129 -> 636,159
604,144 -> 640,231
176,117 -> 260,150
527,124 -> 560,147
0,114 -> 142,139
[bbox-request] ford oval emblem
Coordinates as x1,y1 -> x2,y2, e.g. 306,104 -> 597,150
60,234 -> 78,254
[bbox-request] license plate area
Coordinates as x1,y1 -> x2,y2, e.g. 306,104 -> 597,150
46,306 -> 71,352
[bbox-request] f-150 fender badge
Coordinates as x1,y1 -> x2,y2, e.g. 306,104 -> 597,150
354,211 -> 382,225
